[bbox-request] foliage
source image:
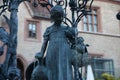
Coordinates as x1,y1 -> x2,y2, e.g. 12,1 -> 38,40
95,73 -> 120,80
101,73 -> 114,80
95,78 -> 103,80
115,77 -> 120,80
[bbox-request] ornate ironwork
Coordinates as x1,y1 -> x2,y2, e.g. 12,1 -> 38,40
0,0 -> 29,80
30,0 -> 93,27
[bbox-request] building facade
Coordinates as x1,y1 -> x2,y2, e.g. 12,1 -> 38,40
0,0 -> 120,79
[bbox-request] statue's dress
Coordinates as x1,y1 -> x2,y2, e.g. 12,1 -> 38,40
44,24 -> 74,80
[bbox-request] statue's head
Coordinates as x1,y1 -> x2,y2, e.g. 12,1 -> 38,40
0,27 -> 9,56
50,5 -> 64,25
77,37 -> 84,44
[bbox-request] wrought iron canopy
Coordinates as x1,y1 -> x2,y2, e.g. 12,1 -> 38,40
31,0 -> 94,27
0,0 -> 94,27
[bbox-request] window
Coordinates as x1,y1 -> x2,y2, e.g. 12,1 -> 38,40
91,58 -> 114,78
82,7 -> 101,32
89,53 -> 114,78
28,23 -> 37,38
24,19 -> 41,41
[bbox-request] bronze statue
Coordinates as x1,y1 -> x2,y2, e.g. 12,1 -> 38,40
30,62 -> 49,80
71,37 -> 90,80
1,0 -> 93,79
30,4 -> 90,80
35,5 -> 75,80
71,37 -> 89,67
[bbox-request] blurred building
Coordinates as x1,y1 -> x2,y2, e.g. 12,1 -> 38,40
0,0 -> 120,79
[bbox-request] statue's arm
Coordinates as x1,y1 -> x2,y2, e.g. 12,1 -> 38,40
35,39 -> 48,60
40,27 -> 50,57
35,27 -> 50,59
40,39 -> 48,57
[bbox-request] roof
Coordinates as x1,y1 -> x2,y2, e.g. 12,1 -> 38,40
24,1 -> 50,19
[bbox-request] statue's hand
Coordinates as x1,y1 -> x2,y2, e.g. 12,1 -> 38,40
35,52 -> 43,60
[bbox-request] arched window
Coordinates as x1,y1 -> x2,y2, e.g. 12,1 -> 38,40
17,55 -> 28,80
